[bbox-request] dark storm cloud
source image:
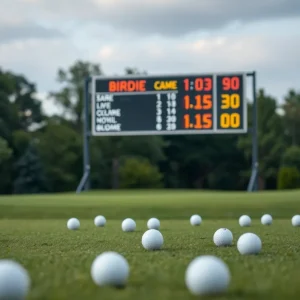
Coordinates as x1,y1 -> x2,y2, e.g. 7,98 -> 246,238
90,0 -> 300,36
0,23 -> 63,43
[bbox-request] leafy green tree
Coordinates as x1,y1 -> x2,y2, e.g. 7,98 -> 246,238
11,75 -> 44,130
90,136 -> 166,189
161,134 -> 247,189
14,142 -> 49,194
277,167 -> 300,189
0,69 -> 43,132
281,146 -> 300,172
119,157 -> 163,188
282,89 -> 300,146
12,130 -> 31,158
49,61 -> 103,131
0,137 -> 12,165
36,121 -> 82,192
238,89 -> 285,189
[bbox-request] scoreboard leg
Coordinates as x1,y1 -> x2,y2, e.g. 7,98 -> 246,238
76,77 -> 91,194
247,71 -> 259,192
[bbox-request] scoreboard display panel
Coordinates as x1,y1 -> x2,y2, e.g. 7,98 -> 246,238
91,73 -> 247,136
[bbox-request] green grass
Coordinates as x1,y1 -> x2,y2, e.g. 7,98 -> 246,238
0,190 -> 300,299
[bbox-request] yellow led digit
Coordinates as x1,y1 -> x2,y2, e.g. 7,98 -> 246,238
220,113 -> 240,128
221,94 -> 230,109
231,94 -> 240,109
220,113 -> 230,128
221,94 -> 240,109
231,113 -> 240,128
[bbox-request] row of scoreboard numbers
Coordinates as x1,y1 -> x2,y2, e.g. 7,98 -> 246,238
91,73 -> 247,136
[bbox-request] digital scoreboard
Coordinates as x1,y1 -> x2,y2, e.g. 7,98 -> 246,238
91,73 -> 247,136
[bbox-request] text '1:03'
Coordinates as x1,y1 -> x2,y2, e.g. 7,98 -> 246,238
183,77 -> 212,91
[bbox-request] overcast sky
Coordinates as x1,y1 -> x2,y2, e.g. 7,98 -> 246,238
0,0 -> 299,115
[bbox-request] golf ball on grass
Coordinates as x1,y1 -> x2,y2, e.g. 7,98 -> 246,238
185,255 -> 230,296
142,229 -> 164,250
237,233 -> 262,255
91,252 -> 129,288
291,215 -> 300,226
261,214 -> 272,225
239,215 -> 251,227
67,218 -> 80,230
190,214 -> 202,226
0,259 -> 30,299
94,215 -> 106,227
122,218 -> 136,232
213,228 -> 233,246
147,218 -> 160,230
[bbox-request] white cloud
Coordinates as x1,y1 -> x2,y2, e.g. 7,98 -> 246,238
0,38 -> 83,91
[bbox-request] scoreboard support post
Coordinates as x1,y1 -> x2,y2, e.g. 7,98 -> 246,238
247,71 -> 258,192
76,71 -> 259,193
76,77 -> 91,194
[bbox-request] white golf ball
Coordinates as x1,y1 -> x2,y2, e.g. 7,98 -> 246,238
142,229 -> 164,250
213,228 -> 233,246
237,233 -> 262,255
94,215 -> 106,227
190,214 -> 202,226
91,251 -> 129,288
147,218 -> 160,230
239,215 -> 251,227
185,255 -> 230,296
261,214 -> 272,225
67,218 -> 80,230
121,218 -> 136,232
0,260 -> 30,299
292,215 -> 300,226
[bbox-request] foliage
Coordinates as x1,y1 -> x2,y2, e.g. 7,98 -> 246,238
36,121 -> 82,192
119,157 -> 163,188
238,89 -> 285,189
0,61 -> 300,194
277,167 -> 300,190
14,143 -> 49,194
0,137 -> 12,165
48,60 -> 102,131
281,146 -> 300,171
281,89 -> 300,146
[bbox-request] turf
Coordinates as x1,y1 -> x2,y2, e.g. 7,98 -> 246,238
0,190 -> 300,299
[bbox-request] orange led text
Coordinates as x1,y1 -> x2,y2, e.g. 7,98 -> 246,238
108,80 -> 146,92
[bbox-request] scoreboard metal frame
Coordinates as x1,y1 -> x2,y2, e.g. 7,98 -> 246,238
90,73 -> 248,136
76,71 -> 258,194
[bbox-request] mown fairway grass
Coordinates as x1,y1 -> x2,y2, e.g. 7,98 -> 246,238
0,190 -> 300,299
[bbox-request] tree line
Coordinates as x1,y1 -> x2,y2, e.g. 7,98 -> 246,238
0,61 -> 300,194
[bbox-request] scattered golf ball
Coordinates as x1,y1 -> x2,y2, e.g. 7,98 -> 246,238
213,228 -> 233,246
67,218 -> 80,230
185,255 -> 231,296
239,215 -> 251,227
237,233 -> 262,255
261,214 -> 272,225
147,218 -> 160,230
91,251 -> 129,288
190,214 -> 202,226
142,229 -> 164,250
122,218 -> 136,232
0,259 -> 30,299
94,215 -> 106,227
292,215 -> 300,226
